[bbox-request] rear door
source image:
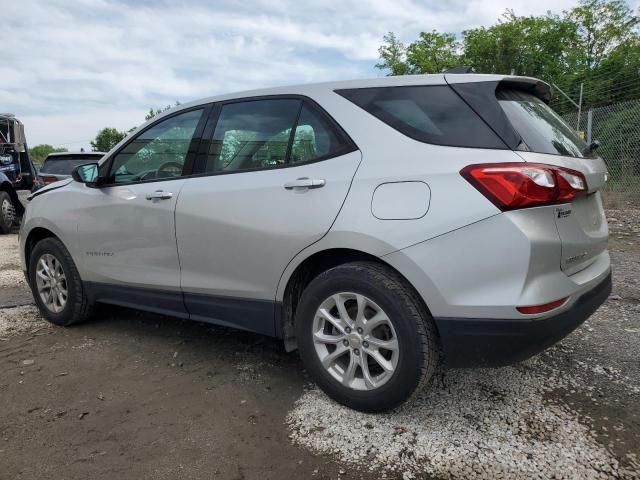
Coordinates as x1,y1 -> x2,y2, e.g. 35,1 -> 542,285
495,87 -> 609,275
175,97 -> 360,335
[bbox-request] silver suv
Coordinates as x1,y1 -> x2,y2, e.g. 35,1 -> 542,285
20,74 -> 611,411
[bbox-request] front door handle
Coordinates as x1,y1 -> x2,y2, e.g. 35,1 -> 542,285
145,190 -> 174,200
283,177 -> 326,190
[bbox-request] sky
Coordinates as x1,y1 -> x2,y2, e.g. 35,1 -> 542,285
3,0 -> 637,150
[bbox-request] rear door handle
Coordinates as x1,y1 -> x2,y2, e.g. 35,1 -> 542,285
145,190 -> 174,200
283,177 -> 326,190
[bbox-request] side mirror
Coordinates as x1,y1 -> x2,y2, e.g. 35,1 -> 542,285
72,163 -> 99,185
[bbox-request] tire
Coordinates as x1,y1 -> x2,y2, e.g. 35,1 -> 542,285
295,261 -> 439,412
0,191 -> 16,234
28,237 -> 93,326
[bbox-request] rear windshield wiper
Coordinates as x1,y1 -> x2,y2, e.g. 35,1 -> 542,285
583,140 -> 600,156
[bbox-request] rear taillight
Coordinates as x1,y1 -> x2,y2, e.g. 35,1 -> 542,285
460,163 -> 587,211
40,176 -> 58,185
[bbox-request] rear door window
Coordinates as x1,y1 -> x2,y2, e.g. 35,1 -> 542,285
336,85 -> 506,149
290,104 -> 350,163
206,99 -> 300,173
203,98 -> 356,173
496,89 -> 591,158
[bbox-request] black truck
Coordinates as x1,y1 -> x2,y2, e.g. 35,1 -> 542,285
0,113 -> 38,233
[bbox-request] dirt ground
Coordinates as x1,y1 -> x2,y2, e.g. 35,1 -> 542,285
0,210 -> 638,480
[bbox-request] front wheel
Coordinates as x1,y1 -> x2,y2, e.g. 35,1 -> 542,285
28,237 -> 93,326
295,261 -> 439,412
0,191 -> 16,234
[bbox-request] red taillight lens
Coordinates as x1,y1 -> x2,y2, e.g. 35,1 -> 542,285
460,163 -> 587,211
40,176 -> 58,185
517,297 -> 568,315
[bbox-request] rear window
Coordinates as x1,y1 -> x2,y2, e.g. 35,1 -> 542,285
497,89 -> 591,158
335,85 -> 506,149
40,156 -> 101,174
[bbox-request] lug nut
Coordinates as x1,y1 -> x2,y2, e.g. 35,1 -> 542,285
345,327 -> 351,334
357,327 -> 363,334
353,348 -> 360,355
363,341 -> 369,348
343,339 -> 349,346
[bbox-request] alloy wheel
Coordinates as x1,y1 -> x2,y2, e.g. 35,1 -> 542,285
312,292 -> 399,390
35,253 -> 68,313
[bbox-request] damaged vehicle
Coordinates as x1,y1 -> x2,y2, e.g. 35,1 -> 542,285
19,74 -> 610,411
0,113 -> 35,233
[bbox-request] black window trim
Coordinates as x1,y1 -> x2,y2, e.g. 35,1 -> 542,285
96,104 -> 212,188
189,93 -> 359,178
335,85 -> 509,151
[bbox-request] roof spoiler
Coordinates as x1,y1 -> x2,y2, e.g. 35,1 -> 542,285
499,77 -> 553,103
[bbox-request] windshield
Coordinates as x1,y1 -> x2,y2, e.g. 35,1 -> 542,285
40,156 -> 100,174
497,89 -> 591,158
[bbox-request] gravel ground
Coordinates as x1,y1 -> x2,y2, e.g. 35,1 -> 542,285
288,210 -> 640,480
0,209 -> 638,479
0,305 -> 49,339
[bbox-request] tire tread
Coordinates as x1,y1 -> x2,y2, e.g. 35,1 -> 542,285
29,237 -> 92,326
296,260 -> 440,411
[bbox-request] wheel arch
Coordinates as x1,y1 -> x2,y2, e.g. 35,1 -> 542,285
278,246 -> 435,351
24,227 -> 64,274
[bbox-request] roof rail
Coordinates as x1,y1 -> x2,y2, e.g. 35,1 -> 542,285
443,66 -> 475,74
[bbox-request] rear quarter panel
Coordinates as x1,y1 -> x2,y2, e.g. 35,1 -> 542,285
275,85 -> 526,301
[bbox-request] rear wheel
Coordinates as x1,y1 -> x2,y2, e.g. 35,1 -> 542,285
28,237 -> 93,326
295,261 -> 439,412
0,191 -> 16,234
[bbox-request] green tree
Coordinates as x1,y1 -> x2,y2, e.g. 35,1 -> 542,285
569,0 -> 640,69
376,31 -> 461,75
550,1 -> 640,112
91,127 -> 126,152
462,11 -> 579,82
28,144 -> 67,165
406,31 -> 462,73
376,32 -> 411,75
375,0 -> 640,112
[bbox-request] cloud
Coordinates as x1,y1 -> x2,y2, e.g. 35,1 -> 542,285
3,0 -> 587,148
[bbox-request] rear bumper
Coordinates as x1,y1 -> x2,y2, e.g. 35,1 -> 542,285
434,272 -> 612,367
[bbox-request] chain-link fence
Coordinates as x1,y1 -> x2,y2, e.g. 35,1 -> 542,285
563,99 -> 640,206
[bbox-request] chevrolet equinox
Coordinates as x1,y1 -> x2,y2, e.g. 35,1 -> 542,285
20,74 -> 611,412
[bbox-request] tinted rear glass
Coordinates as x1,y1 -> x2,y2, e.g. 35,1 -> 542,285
497,89 -> 591,158
40,156 -> 101,174
336,85 -> 506,149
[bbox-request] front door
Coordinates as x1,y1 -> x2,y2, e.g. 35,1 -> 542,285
75,107 -> 207,316
176,98 -> 361,335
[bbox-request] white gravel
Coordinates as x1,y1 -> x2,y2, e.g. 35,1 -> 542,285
0,232 -> 20,260
0,305 -> 49,339
0,268 -> 26,288
0,232 -> 24,287
287,360 -> 637,479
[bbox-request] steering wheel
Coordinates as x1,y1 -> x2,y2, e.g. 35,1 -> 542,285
156,161 -> 183,178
